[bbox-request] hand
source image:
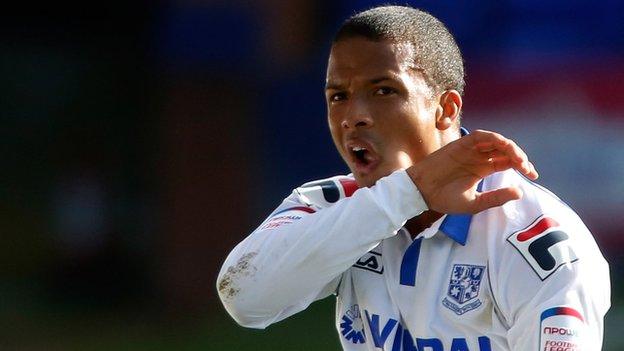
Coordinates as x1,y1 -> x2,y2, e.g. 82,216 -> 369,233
406,130 -> 538,214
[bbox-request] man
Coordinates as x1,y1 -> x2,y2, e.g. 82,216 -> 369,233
217,6 -> 610,350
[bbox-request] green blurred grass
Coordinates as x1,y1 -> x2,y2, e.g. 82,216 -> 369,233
1,282 -> 622,351
0,281 -> 340,351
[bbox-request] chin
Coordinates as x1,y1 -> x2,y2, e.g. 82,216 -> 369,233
348,163 -> 395,188
354,176 -> 374,188
353,171 -> 385,188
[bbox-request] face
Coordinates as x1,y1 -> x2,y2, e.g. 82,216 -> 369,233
326,37 -> 445,187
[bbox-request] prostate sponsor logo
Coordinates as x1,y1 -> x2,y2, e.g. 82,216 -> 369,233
364,310 -> 492,350
354,251 -> 383,274
442,264 -> 485,315
539,307 -> 585,351
507,215 -> 578,280
340,304 -> 365,344
543,327 -> 579,336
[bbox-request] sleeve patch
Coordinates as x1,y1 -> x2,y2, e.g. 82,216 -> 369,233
296,177 -> 360,208
507,215 -> 579,280
540,306 -> 585,351
260,207 -> 314,230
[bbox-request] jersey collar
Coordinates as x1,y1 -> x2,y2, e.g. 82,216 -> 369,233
438,179 -> 483,246
438,127 -> 479,246
439,214 -> 471,246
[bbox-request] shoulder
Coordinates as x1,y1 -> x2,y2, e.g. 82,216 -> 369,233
472,170 -> 607,281
477,171 -> 610,322
258,174 -> 358,231
483,170 -> 574,221
294,174 -> 359,209
478,170 -> 593,245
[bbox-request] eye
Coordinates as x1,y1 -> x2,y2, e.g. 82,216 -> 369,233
374,86 -> 396,96
329,92 -> 347,103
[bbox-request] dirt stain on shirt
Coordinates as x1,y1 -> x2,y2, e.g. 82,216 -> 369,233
218,252 -> 258,299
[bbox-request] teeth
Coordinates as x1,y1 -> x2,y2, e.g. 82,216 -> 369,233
352,146 -> 367,152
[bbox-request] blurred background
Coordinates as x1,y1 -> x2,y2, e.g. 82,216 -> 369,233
1,0 -> 622,349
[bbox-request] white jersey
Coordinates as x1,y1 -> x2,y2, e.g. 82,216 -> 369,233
217,169 -> 610,351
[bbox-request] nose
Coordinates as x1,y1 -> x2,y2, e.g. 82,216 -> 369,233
341,100 -> 374,129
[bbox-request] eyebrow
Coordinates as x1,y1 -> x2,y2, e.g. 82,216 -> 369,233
370,76 -> 393,84
325,76 -> 397,91
324,82 -> 343,91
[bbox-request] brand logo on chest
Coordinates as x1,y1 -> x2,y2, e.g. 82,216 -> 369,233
442,264 -> 486,315
354,251 -> 384,274
507,215 -> 578,280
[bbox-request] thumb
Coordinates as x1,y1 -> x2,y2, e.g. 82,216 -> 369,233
471,187 -> 523,213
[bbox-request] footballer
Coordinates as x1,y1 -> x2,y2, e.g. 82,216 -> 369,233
217,6 -> 610,350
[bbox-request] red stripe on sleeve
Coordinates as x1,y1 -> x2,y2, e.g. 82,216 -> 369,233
558,307 -> 584,322
273,206 -> 316,216
339,178 -> 360,197
292,206 -> 316,213
517,216 -> 559,242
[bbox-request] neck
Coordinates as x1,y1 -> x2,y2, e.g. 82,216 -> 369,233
404,210 -> 444,239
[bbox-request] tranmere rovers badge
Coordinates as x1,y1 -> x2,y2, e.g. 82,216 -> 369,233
442,264 -> 486,315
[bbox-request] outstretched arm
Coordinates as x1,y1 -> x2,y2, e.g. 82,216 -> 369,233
217,171 -> 427,328
218,130 -> 539,328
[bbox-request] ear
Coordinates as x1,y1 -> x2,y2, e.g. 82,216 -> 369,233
435,90 -> 462,131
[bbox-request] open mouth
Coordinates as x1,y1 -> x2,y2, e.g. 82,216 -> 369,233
352,146 -> 371,165
348,143 -> 379,175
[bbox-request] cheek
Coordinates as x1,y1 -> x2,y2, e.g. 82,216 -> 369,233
328,110 -> 343,132
379,117 -> 424,146
328,120 -> 341,142
328,119 -> 346,155
379,116 -> 433,162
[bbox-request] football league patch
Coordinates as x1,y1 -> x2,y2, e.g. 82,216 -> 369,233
540,306 -> 585,351
442,264 -> 486,315
507,215 -> 578,280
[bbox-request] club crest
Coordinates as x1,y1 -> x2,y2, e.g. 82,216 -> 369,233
442,264 -> 486,315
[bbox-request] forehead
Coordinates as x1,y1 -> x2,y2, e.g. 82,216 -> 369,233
326,38 -> 416,82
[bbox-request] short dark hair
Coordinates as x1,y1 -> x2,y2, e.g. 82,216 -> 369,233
333,5 -> 465,96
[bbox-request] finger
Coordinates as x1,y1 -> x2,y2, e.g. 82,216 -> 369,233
501,139 -> 527,165
526,161 -> 539,180
469,130 -> 538,179
471,187 -> 523,213
472,131 -> 526,162
488,156 -> 513,173
487,155 -> 538,180
470,130 -> 507,146
475,149 -> 506,161
474,135 -> 527,167
472,152 -> 516,173
490,138 -> 535,176
474,142 -> 497,153
470,154 -> 513,176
